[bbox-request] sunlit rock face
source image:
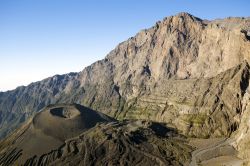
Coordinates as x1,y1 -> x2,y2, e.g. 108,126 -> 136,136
0,12 -> 250,164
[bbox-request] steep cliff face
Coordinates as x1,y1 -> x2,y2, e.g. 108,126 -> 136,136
105,13 -> 250,82
120,62 -> 250,138
231,80 -> 250,163
0,13 -> 250,139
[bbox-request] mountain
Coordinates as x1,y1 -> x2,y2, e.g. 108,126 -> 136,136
0,12 -> 250,165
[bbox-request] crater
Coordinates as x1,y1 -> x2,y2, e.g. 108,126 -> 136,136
50,107 -> 80,119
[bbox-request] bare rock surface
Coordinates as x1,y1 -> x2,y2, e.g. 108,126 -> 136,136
0,13 -> 249,139
0,12 -> 250,165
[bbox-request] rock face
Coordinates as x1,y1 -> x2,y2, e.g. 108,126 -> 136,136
1,13 -> 249,139
0,12 -> 250,163
122,61 -> 250,138
231,82 -> 250,161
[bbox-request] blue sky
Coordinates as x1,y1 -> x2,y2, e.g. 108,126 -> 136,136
0,0 -> 249,91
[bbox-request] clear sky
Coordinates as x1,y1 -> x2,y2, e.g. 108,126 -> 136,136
0,0 -> 249,92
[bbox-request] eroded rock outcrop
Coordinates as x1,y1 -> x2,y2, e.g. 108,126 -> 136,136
120,61 -> 250,138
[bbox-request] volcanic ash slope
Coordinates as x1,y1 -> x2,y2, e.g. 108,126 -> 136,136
0,104 -> 193,166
